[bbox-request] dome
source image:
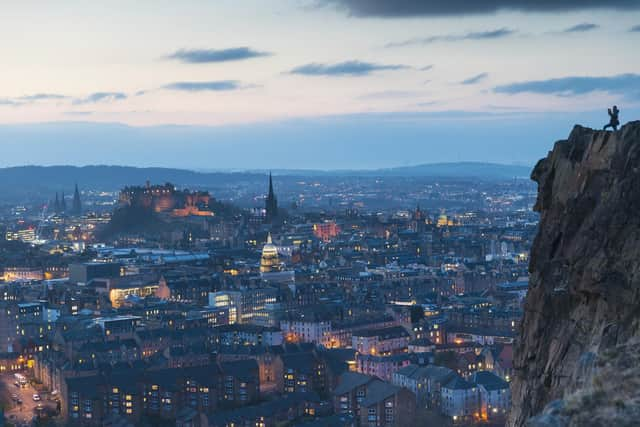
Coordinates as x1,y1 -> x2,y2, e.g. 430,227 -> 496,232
260,233 -> 281,273
262,233 -> 279,258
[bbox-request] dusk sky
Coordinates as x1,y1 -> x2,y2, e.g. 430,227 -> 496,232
1,0 -> 639,169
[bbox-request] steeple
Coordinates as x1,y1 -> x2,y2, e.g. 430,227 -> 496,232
72,183 -> 82,215
54,192 -> 60,213
61,192 -> 67,213
265,172 -> 278,224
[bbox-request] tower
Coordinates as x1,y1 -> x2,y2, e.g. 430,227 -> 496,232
265,172 -> 278,223
72,183 -> 82,216
60,192 -> 67,213
54,193 -> 61,213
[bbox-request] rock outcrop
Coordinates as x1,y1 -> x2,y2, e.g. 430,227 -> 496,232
509,121 -> 640,426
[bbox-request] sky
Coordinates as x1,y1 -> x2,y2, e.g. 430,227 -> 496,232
1,0 -> 639,169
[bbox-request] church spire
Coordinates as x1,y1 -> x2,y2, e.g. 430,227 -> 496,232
265,172 -> 278,224
268,172 -> 275,199
61,192 -> 67,213
72,183 -> 82,216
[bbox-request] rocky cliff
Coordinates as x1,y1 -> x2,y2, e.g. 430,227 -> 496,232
509,121 -> 640,426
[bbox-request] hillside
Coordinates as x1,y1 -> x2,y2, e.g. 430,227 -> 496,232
509,121 -> 640,426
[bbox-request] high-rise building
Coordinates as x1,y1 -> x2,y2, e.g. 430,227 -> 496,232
265,172 -> 278,223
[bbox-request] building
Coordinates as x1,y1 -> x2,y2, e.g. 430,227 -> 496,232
119,182 -> 213,217
391,364 -> 454,407
313,221 -> 340,242
93,316 -> 141,339
209,291 -> 242,324
260,233 -> 282,274
212,324 -> 283,347
280,319 -> 332,347
68,262 -> 122,285
357,380 -> 416,427
352,326 -> 410,356
333,371 -> 377,418
265,173 -> 278,224
470,371 -> 511,422
71,183 -> 82,216
2,267 -> 44,282
440,374 -> 480,423
61,364 -> 220,424
281,351 -> 326,394
356,354 -> 411,382
208,288 -> 278,325
92,275 -> 159,308
219,359 -> 260,406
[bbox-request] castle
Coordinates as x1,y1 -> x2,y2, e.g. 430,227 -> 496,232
118,181 -> 214,217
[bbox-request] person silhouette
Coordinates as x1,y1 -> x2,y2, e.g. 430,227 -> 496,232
603,105 -> 620,131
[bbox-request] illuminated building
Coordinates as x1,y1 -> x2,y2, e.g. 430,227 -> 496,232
440,375 -> 480,423
260,233 -> 281,273
91,275 -> 159,308
470,371 -> 511,422
352,326 -> 411,356
2,267 -> 44,282
259,234 -> 295,284
209,291 -> 241,324
213,324 -> 284,346
355,353 -> 411,382
313,221 -> 341,242
5,227 -> 36,242
280,319 -> 332,347
119,181 -> 214,217
437,213 -> 455,228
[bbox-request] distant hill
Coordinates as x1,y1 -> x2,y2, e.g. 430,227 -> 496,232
345,162 -> 531,178
0,165 -> 266,199
0,163 -> 531,200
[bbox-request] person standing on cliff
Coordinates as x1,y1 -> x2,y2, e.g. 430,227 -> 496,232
603,105 -> 620,131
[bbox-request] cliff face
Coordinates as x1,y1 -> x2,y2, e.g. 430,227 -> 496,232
509,121 -> 640,426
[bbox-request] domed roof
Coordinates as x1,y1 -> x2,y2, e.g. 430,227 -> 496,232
261,233 -> 279,258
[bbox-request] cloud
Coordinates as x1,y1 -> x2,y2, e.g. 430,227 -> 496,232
64,111 -> 94,116
165,47 -> 271,63
289,60 -> 408,76
0,99 -> 21,107
357,90 -> 422,100
420,65 -> 434,71
562,22 -> 599,32
461,73 -> 489,85
416,101 -> 439,107
631,25 -> 640,32
316,0 -> 640,17
0,93 -> 69,107
494,73 -> 640,98
162,81 -> 242,91
73,92 -> 127,105
387,28 -> 515,47
17,93 -> 68,102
